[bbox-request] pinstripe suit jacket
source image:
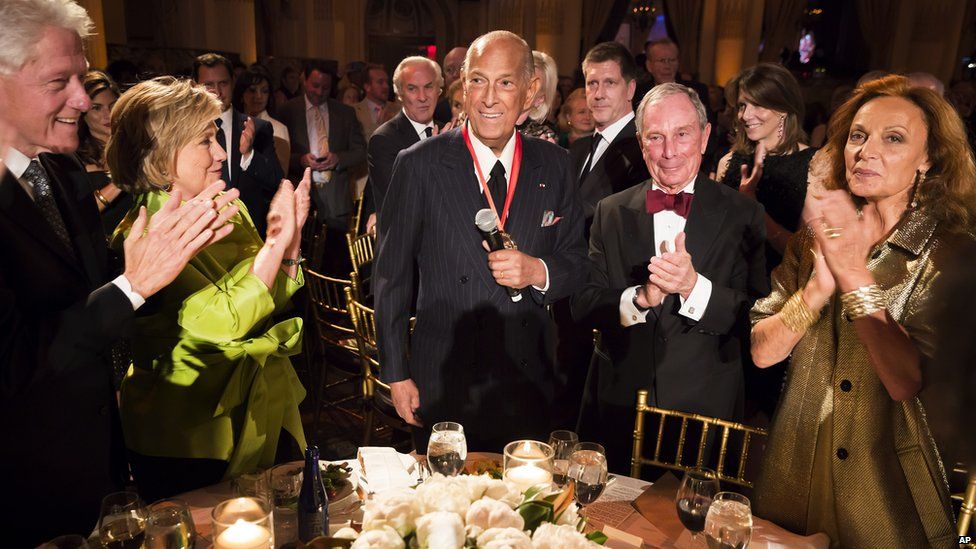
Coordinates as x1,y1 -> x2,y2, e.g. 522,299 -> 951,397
374,129 -> 587,448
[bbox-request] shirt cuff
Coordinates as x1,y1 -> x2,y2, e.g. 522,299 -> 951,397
531,259 -> 550,293
620,286 -> 650,327
112,275 -> 146,311
678,273 -> 711,321
239,149 -> 255,171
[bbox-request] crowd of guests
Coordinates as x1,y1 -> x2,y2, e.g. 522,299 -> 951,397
1,0 -> 974,546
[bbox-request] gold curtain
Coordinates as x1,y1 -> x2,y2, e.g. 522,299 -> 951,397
857,0 -> 902,69
759,0 -> 807,62
664,0 -> 704,74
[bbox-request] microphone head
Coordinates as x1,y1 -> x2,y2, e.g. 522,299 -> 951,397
474,208 -> 498,232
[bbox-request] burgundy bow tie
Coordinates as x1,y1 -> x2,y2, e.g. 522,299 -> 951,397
646,188 -> 693,217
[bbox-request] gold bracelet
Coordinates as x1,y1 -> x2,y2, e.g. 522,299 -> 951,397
840,284 -> 885,320
94,189 -> 111,207
780,291 -> 820,332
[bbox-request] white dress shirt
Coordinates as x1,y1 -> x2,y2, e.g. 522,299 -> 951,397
466,124 -> 549,292
304,96 -> 330,184
3,147 -> 145,310
619,176 -> 712,326
581,111 -> 635,177
218,108 -> 255,182
404,110 -> 435,140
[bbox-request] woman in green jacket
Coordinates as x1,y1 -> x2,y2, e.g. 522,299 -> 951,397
105,76 -> 311,500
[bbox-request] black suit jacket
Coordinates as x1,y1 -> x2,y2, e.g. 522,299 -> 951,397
374,129 -> 587,448
363,111 -> 424,222
569,116 -> 649,221
223,110 -> 281,237
571,178 -> 767,419
278,96 -> 367,229
0,154 -> 132,545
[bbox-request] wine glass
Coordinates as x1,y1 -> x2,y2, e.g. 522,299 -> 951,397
427,421 -> 467,476
568,442 -> 608,508
97,491 -> 147,549
547,430 -> 578,490
704,491 -> 753,549
233,468 -> 270,502
675,468 -> 720,541
145,498 -> 196,549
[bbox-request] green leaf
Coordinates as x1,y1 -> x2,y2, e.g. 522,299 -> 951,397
517,500 -> 554,533
586,531 -> 609,545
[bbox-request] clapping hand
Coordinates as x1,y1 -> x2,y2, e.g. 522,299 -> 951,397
738,141 -> 765,199
293,168 -> 312,237
648,232 -> 699,299
266,180 -> 296,248
239,116 -> 255,156
806,189 -> 882,292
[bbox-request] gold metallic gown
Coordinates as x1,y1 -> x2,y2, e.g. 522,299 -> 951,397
751,208 -> 959,548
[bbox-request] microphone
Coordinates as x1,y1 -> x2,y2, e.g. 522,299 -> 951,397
475,208 -> 522,302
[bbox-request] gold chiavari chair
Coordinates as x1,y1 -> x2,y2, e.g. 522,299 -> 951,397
345,287 -> 413,448
304,267 -> 362,433
953,464 -> 976,538
631,389 -> 767,488
347,231 -> 375,276
349,194 -> 365,234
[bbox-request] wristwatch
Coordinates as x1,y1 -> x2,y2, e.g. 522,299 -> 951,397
282,255 -> 306,267
632,287 -> 652,312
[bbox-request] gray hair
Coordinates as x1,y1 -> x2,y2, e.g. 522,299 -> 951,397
635,82 -> 708,135
463,30 -> 534,84
0,0 -> 93,75
529,50 -> 558,122
392,56 -> 444,98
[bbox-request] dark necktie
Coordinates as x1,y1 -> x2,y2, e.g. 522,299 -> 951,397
23,160 -> 74,256
646,188 -> 693,218
424,127 -> 433,139
215,118 -> 230,183
579,132 -> 602,182
487,160 -> 507,211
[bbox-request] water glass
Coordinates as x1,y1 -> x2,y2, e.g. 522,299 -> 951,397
547,430 -> 578,489
568,442 -> 608,508
269,462 -> 304,544
145,498 -> 196,549
427,421 -> 467,476
704,491 -> 753,549
675,468 -> 720,540
97,491 -> 147,549
233,468 -> 270,502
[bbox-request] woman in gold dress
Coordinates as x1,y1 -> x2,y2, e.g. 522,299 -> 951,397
750,75 -> 975,547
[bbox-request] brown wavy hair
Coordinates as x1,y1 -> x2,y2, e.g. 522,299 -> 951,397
726,62 -> 807,155
77,70 -> 121,167
822,75 -> 976,233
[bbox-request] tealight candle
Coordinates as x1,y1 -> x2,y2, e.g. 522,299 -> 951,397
503,440 -> 555,492
211,497 -> 274,549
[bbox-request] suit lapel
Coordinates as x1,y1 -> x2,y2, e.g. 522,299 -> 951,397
684,177 -> 728,266
394,112 -> 421,147
618,181 -> 655,273
502,137 -> 543,249
43,154 -> 104,284
230,110 -> 244,181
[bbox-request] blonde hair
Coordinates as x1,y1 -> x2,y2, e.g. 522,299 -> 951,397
106,76 -> 221,194
529,51 -> 558,122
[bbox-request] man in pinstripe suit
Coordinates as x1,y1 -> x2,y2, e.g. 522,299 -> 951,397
375,30 -> 587,451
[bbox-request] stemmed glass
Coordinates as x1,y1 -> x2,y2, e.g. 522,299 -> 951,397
568,442 -> 608,509
145,498 -> 196,549
675,468 -> 720,541
427,421 -> 467,476
704,492 -> 753,549
548,430 -> 579,489
97,491 -> 148,549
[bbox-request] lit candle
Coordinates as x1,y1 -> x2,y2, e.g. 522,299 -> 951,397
504,464 -> 553,492
214,518 -> 273,549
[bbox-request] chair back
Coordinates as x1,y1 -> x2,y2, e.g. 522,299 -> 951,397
347,231 -> 375,276
350,194 -> 364,234
305,267 -> 356,353
345,287 -> 386,398
631,389 -> 767,488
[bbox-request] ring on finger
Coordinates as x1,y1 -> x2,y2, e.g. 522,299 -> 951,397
822,227 -> 843,239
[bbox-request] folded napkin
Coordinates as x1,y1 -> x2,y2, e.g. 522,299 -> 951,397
358,447 -> 416,493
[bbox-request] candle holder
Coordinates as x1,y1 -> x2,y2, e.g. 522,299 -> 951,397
212,496 -> 274,549
503,440 -> 555,493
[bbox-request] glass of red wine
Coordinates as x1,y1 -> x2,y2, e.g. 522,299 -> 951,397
675,468 -> 720,542
568,442 -> 608,509
97,491 -> 147,549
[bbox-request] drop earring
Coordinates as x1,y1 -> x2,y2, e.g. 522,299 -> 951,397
910,170 -> 925,209
777,115 -> 785,141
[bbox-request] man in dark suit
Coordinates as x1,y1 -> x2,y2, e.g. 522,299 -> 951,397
572,42 -> 650,230
634,39 -> 711,118
0,2 -> 232,543
375,30 -> 587,451
194,53 -> 281,237
572,83 -> 767,473
361,55 -> 442,233
278,61 -> 366,233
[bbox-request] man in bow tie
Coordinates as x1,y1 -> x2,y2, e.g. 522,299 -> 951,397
571,82 -> 768,474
